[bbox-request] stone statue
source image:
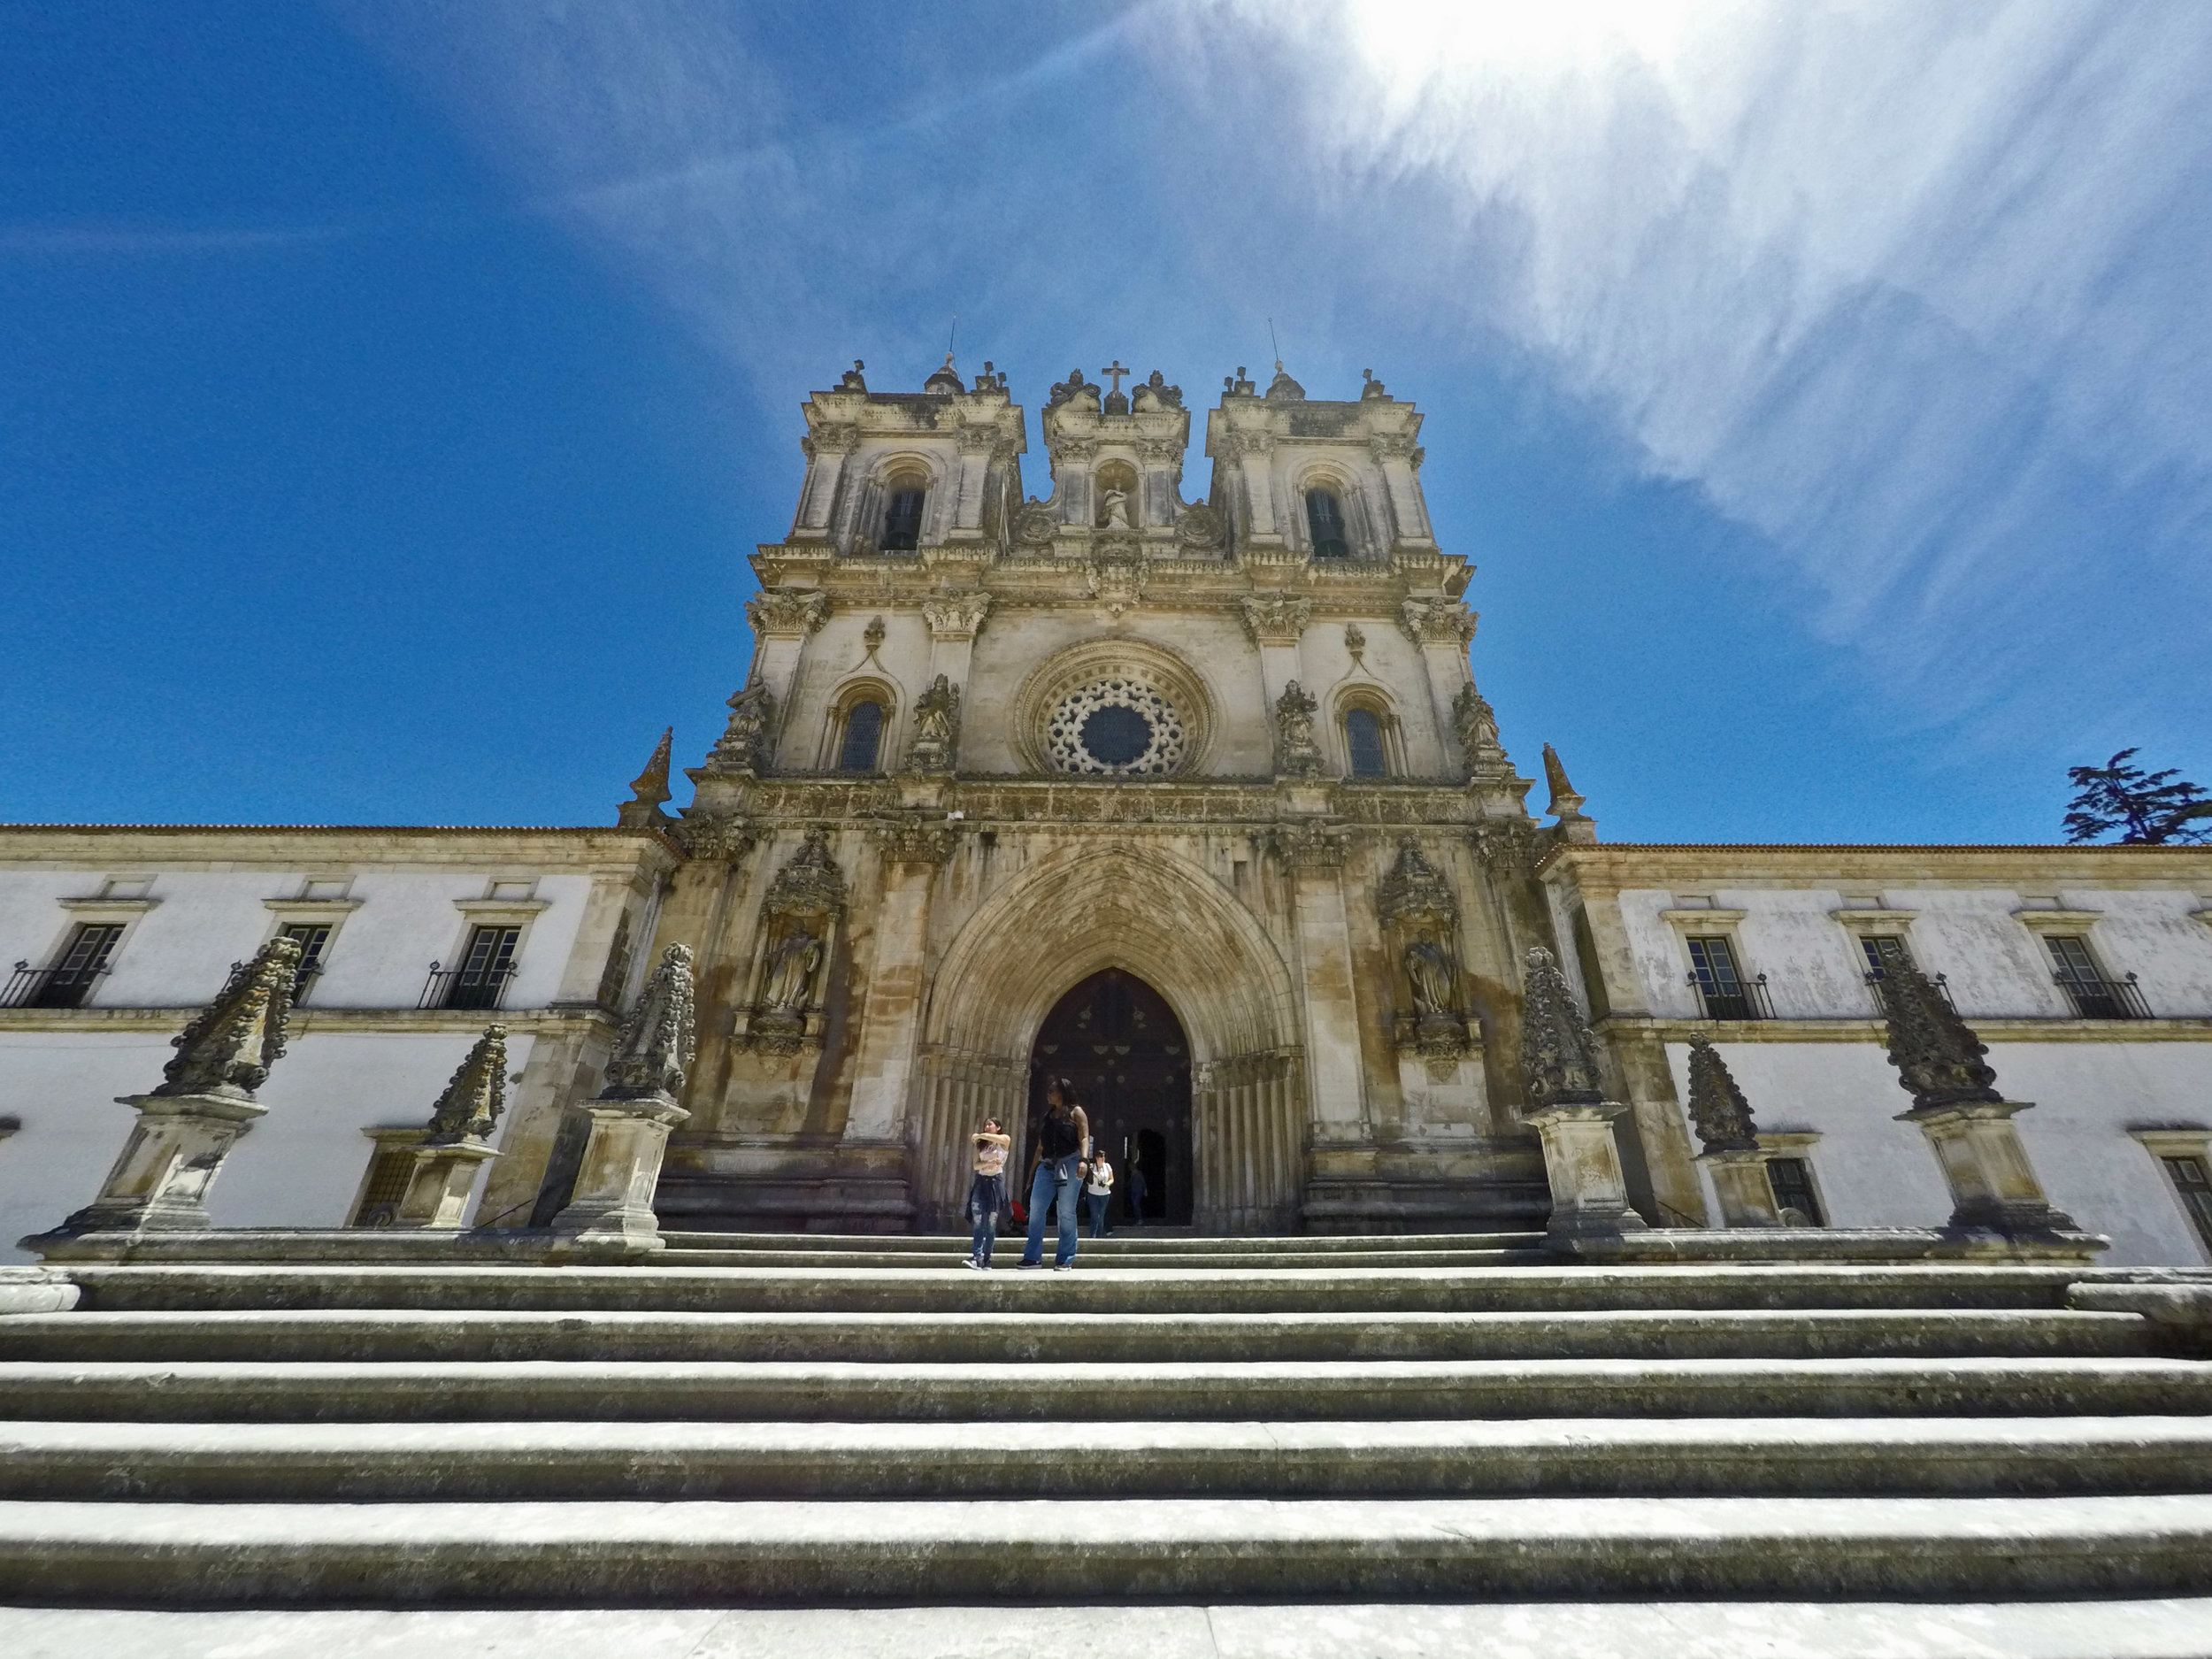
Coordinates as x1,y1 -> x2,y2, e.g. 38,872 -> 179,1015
601,944 -> 696,1102
158,934 -> 300,1100
1100,486 -> 1132,530
1405,933 -> 1457,1018
424,1025 -> 508,1145
764,927 -> 822,1012
1273,680 -> 1322,778
907,673 -> 961,773
1684,1035 -> 1759,1154
1452,682 -> 1504,760
708,674 -> 774,772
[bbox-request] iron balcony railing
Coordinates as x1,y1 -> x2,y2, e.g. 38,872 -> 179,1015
2,960 -> 111,1010
2055,970 -> 2151,1021
1865,968 -> 1956,1016
419,962 -> 517,1012
1686,971 -> 1774,1021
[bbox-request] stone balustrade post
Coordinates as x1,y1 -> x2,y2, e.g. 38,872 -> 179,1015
1699,1147 -> 1784,1228
1525,1101 -> 1648,1245
1899,1098 -> 2077,1236
392,1141 -> 501,1230
548,1097 -> 689,1254
50,1093 -> 267,1236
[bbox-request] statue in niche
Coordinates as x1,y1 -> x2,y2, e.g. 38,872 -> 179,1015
907,673 -> 961,773
764,928 -> 822,1012
1099,485 -> 1133,530
1274,680 -> 1322,777
1405,931 -> 1457,1019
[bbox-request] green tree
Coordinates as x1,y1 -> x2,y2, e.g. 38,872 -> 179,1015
2063,749 -> 2212,845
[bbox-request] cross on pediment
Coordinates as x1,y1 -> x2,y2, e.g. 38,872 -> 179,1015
1102,360 -> 1131,396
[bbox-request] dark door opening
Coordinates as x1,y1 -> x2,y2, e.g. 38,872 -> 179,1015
1028,969 -> 1192,1226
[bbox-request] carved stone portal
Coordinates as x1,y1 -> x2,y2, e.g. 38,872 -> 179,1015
734,827 -> 849,1056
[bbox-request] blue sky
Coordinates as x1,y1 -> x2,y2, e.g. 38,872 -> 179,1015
3,1 -> 2207,841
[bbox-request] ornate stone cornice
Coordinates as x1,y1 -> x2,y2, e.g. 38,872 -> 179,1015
1400,597 -> 1477,649
747,589 -> 830,637
1470,818 -> 1537,881
921,592 -> 993,641
1239,595 -> 1312,646
872,814 -> 961,868
806,425 -> 860,456
1271,819 -> 1349,872
673,812 -> 758,864
1087,546 -> 1146,618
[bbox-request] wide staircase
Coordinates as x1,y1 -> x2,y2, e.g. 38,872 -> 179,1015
4,1230 -> 2212,1650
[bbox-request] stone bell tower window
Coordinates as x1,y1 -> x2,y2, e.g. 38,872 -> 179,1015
1305,488 -> 1350,558
881,478 -> 927,551
1344,707 -> 1388,779
838,700 -> 886,772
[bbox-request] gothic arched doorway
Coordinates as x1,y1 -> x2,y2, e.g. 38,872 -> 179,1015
1030,969 -> 1192,1226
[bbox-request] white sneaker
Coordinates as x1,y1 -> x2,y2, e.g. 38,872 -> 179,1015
962,1257 -> 983,1271
1053,1263 -> 1074,1271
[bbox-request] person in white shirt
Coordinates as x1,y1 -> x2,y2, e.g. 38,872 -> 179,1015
964,1118 -> 1011,1269
1084,1151 -> 1116,1239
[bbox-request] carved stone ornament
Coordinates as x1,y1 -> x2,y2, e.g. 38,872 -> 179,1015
1452,682 -> 1509,767
1400,597 -> 1477,649
1542,742 -> 1592,828
1174,502 -> 1225,549
863,615 -> 887,653
1376,838 -> 1456,926
746,588 -> 830,637
736,828 -> 849,1056
601,944 -> 697,1102
1470,818 -> 1535,881
1087,545 -> 1148,618
705,673 -> 775,774
157,934 -> 299,1100
618,726 -> 673,828
922,592 -> 992,641
1684,1035 -> 1760,1153
1377,840 -> 1470,1057
1272,680 -> 1323,778
906,673 -> 962,774
1369,433 -> 1422,465
1519,945 -> 1607,1110
423,1025 -> 509,1145
1344,624 -> 1366,662
1271,820 -> 1348,872
809,422 -> 860,454
1014,503 -> 1059,546
873,812 -> 961,868
675,811 -> 757,864
1878,956 -> 2003,1111
1240,595 -> 1312,647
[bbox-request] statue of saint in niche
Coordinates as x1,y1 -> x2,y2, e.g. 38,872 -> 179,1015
1405,933 -> 1458,1018
764,927 -> 822,1011
1099,485 -> 1132,530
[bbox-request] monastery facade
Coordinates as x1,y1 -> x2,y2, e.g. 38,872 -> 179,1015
4,357 -> 2212,1265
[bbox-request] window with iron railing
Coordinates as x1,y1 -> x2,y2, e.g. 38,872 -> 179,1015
278,923 -> 332,1006
4,922 -> 126,1010
1859,933 -> 1956,1014
421,925 -> 521,1011
1686,934 -> 1771,1020
2044,933 -> 2150,1019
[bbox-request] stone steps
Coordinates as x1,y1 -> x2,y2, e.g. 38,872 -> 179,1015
7,1355 -> 2209,1422
4,1494 -> 2211,1603
8,1417 -> 2212,1502
0,1307 -> 2160,1363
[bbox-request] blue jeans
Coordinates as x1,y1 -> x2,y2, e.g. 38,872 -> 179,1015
966,1173 -> 1004,1264
1020,1155 -> 1081,1266
1086,1190 -> 1110,1237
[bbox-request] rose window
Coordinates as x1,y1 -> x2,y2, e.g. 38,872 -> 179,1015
1044,677 -> 1187,776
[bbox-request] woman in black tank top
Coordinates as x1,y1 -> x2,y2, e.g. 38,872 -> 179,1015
1018,1077 -> 1090,1270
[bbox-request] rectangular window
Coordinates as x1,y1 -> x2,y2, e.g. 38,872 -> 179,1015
1859,933 -> 1912,976
2046,933 -> 2146,1018
2162,1156 -> 2212,1254
1344,709 -> 1388,779
279,923 -> 333,1005
10,922 -> 126,1010
882,488 -> 926,551
350,1143 -> 417,1227
1766,1156 -> 1825,1226
442,925 -> 520,1010
1686,934 -> 1767,1019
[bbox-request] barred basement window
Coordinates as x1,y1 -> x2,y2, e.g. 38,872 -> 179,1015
349,1142 -> 416,1227
1766,1156 -> 1825,1226
2162,1155 -> 2212,1254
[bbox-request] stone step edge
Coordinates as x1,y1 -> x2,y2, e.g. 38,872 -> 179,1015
3,1495 -> 2208,1603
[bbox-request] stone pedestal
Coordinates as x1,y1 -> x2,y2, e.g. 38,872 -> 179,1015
392,1141 -> 500,1230
1525,1102 -> 1648,1245
1898,1099 -> 2078,1235
549,1094 -> 689,1255
42,1093 -> 266,1238
1700,1148 -> 1784,1228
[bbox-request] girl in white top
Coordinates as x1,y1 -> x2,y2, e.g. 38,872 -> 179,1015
1083,1153 -> 1115,1239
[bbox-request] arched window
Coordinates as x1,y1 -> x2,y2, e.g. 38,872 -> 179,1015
1344,707 -> 1388,779
881,475 -> 927,550
1305,488 -> 1350,558
838,699 -> 885,772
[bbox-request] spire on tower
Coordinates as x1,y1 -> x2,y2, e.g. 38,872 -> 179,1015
618,727 -> 674,828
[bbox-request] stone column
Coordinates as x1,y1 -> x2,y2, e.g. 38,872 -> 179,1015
1240,596 -> 1311,710
1370,434 -> 1434,547
949,430 -> 996,539
921,592 -> 992,688
743,589 -> 829,717
844,822 -> 956,1143
393,1141 -> 500,1230
1400,599 -> 1477,772
793,427 -> 856,537
1279,825 -> 1368,1139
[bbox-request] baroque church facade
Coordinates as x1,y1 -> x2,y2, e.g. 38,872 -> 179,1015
4,357 -> 2212,1263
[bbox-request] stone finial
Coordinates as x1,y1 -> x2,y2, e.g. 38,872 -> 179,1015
1519,945 -> 1605,1109
1878,956 -> 2002,1111
618,727 -> 673,827
706,673 -> 774,773
906,674 -> 961,774
600,944 -> 697,1102
1685,1036 -> 1760,1153
1542,744 -> 1586,819
1273,680 -> 1323,778
157,935 -> 300,1101
423,1025 -> 509,1146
